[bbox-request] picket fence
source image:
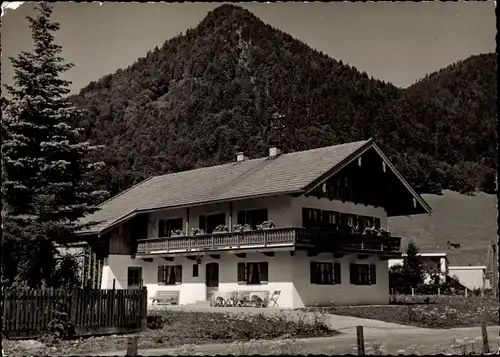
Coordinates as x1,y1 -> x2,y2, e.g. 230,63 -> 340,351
2,287 -> 148,339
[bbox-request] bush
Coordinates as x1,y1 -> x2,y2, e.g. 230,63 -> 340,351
147,310 -> 335,342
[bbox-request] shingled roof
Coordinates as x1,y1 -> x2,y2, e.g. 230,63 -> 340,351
79,139 -> 431,235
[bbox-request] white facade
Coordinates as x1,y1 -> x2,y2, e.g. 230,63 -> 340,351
102,250 -> 389,308
145,195 -> 388,239
100,194 -> 393,308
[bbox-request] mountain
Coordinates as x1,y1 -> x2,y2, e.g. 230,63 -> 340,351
388,190 -> 497,267
69,4 -> 497,200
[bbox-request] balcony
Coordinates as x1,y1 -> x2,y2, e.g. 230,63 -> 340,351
136,228 -> 402,256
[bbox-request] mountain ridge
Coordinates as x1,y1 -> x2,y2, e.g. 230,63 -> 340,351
69,4 -> 496,201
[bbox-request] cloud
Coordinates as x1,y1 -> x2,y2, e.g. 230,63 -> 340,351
1,2 -> 24,17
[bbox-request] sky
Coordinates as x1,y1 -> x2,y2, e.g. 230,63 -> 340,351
1,1 -> 496,95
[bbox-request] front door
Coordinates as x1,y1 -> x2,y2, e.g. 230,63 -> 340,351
205,263 -> 219,301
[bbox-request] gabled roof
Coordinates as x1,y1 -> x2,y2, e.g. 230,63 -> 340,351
79,139 -> 431,235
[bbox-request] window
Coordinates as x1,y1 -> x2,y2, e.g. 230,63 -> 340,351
192,264 -> 199,277
310,262 -> 341,285
237,262 -> 268,285
157,265 -> 182,285
158,218 -> 183,238
322,210 -> 339,229
302,208 -> 322,228
199,213 -> 226,234
374,218 -> 381,229
127,267 -> 142,288
237,209 -> 268,229
350,264 -> 376,285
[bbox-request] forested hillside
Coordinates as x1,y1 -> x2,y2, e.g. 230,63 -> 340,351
69,4 -> 497,198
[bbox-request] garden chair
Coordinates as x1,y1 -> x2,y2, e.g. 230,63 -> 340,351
268,290 -> 281,308
226,291 -> 239,307
237,292 -> 251,307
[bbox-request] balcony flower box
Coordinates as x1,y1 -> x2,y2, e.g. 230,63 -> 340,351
256,221 -> 276,230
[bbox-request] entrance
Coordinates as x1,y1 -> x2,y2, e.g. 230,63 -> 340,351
205,262 -> 219,301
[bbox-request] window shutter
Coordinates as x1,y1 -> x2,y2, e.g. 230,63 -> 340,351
350,264 -> 357,285
199,215 -> 206,231
310,262 -> 317,284
237,263 -> 246,285
260,263 -> 269,284
237,211 -> 245,225
334,263 -> 341,284
174,265 -> 182,285
158,220 -> 165,238
370,265 -> 377,285
157,266 -> 164,284
302,208 -> 309,228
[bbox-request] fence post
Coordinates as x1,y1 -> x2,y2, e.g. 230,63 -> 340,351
127,336 -> 138,356
481,309 -> 490,353
437,287 -> 440,297
356,326 -> 365,355
411,287 -> 415,296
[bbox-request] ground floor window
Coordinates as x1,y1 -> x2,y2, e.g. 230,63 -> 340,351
192,264 -> 199,277
238,262 -> 268,285
310,262 -> 341,284
127,267 -> 142,288
158,265 -> 182,285
350,264 -> 376,285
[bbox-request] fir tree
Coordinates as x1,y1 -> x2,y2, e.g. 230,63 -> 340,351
404,241 -> 425,290
1,2 -> 107,287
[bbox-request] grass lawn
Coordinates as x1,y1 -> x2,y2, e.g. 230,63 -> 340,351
303,296 -> 499,329
3,310 -> 338,356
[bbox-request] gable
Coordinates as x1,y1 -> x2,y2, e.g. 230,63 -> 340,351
304,145 -> 431,217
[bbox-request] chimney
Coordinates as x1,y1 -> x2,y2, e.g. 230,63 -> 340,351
269,147 -> 282,158
236,152 -> 246,162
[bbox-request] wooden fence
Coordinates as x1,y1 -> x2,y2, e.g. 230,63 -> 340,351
2,287 -> 148,339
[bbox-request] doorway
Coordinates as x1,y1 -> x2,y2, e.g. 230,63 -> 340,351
205,262 -> 219,301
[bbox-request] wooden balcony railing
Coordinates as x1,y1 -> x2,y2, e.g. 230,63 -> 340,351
136,228 -> 401,255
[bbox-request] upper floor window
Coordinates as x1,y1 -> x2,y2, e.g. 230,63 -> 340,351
302,208 -> 322,228
199,213 -> 226,234
158,218 -> 183,238
237,209 -> 268,229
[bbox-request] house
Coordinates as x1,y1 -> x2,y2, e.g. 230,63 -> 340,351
76,139 -> 431,308
448,265 -> 490,291
388,252 -> 448,284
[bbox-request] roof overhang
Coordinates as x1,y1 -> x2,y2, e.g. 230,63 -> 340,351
303,139 -> 432,217
79,189 -> 302,236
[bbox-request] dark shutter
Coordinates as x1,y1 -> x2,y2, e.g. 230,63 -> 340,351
370,265 -> 377,285
199,215 -> 206,231
237,263 -> 246,284
158,220 -> 165,238
174,265 -> 182,284
334,263 -> 341,284
157,266 -> 164,284
259,263 -> 269,284
302,208 -> 309,228
237,211 -> 245,225
350,264 -> 357,285
310,262 -> 317,284
193,264 -> 199,277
